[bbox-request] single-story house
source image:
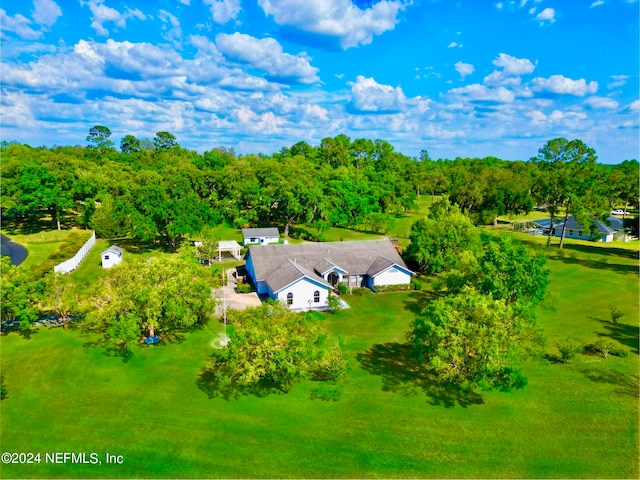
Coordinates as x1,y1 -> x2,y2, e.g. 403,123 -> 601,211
101,246 -> 123,268
242,227 -> 280,246
245,239 -> 412,310
551,215 -> 628,243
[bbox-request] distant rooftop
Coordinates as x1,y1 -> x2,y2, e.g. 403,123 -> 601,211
242,227 -> 280,237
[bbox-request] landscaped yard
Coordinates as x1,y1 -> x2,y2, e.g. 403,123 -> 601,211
1,236 -> 638,478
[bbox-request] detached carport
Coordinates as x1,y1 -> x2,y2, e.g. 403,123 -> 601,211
218,240 -> 241,260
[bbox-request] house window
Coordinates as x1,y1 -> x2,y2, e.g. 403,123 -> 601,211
569,230 -> 573,236
287,293 -> 293,305
104,255 -> 110,260
314,291 -> 320,303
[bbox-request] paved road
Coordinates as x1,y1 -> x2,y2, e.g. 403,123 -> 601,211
0,234 -> 27,265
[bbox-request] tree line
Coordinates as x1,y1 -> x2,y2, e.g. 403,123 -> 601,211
1,128 -> 637,249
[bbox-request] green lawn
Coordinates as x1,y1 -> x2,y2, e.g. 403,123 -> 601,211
1,239 -> 638,478
294,195 -> 436,247
0,229 -> 82,269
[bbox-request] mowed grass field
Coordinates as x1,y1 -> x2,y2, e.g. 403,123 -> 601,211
1,231 -> 638,478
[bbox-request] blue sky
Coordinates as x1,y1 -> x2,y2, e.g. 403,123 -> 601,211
1,0 -> 638,163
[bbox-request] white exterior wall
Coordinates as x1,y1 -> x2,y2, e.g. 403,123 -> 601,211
599,233 -> 614,243
554,229 -> 584,240
54,231 -> 96,274
274,278 -> 329,310
244,235 -> 279,246
101,252 -> 122,268
554,229 -> 613,243
372,266 -> 411,287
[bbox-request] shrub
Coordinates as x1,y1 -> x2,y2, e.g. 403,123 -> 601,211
236,281 -> 254,294
337,283 -> 347,295
350,288 -> 369,296
374,284 -> 413,293
584,339 -> 628,358
411,278 -> 422,291
327,295 -> 342,314
555,336 -> 582,363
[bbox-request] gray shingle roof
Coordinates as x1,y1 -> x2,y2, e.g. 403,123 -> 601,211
242,227 -> 280,238
552,216 -> 619,235
247,239 -> 409,286
265,259 -> 332,293
606,215 -> 624,231
101,246 -> 123,257
366,256 -> 395,276
314,258 -> 348,276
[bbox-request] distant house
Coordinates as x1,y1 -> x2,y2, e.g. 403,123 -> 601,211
245,239 -> 412,310
101,246 -> 123,268
551,215 -> 629,243
242,227 -> 280,246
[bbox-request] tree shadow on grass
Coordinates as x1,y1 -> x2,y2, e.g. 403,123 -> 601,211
403,289 -> 442,315
196,368 -> 282,400
578,368 -> 639,399
357,342 -> 484,408
589,317 -> 640,356
1,216 -> 57,236
80,337 -> 134,363
546,252 -> 638,275
1,328 -> 39,340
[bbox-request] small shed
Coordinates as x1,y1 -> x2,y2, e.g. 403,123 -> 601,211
101,246 -> 123,268
242,227 -> 280,246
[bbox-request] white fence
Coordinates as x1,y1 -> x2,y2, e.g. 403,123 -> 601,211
54,231 -> 96,274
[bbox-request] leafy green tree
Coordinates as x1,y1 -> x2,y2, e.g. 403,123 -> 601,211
196,227 -> 219,265
439,234 -> 549,308
120,135 -> 142,154
0,257 -> 46,327
408,287 -> 538,392
86,125 -> 114,152
257,157 -> 321,236
9,163 -> 74,230
532,138 -> 601,248
607,160 -> 639,217
406,198 -> 481,274
90,194 -> 127,238
153,131 -> 178,150
203,302 -> 346,396
89,256 -> 215,353
43,274 -> 80,328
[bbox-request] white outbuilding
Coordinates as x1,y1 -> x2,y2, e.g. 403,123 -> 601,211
101,246 -> 123,268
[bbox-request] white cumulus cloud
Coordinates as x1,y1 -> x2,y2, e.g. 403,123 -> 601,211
349,75 -> 406,113
203,0 -> 241,25
159,10 -> 182,47
216,32 -> 319,84
492,53 -> 535,75
257,0 -> 407,49
32,0 -> 62,27
535,7 -> 555,24
585,96 -> 619,109
448,83 -> 516,103
532,75 -> 598,96
454,61 -> 474,80
80,0 -> 146,36
0,9 -> 41,39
